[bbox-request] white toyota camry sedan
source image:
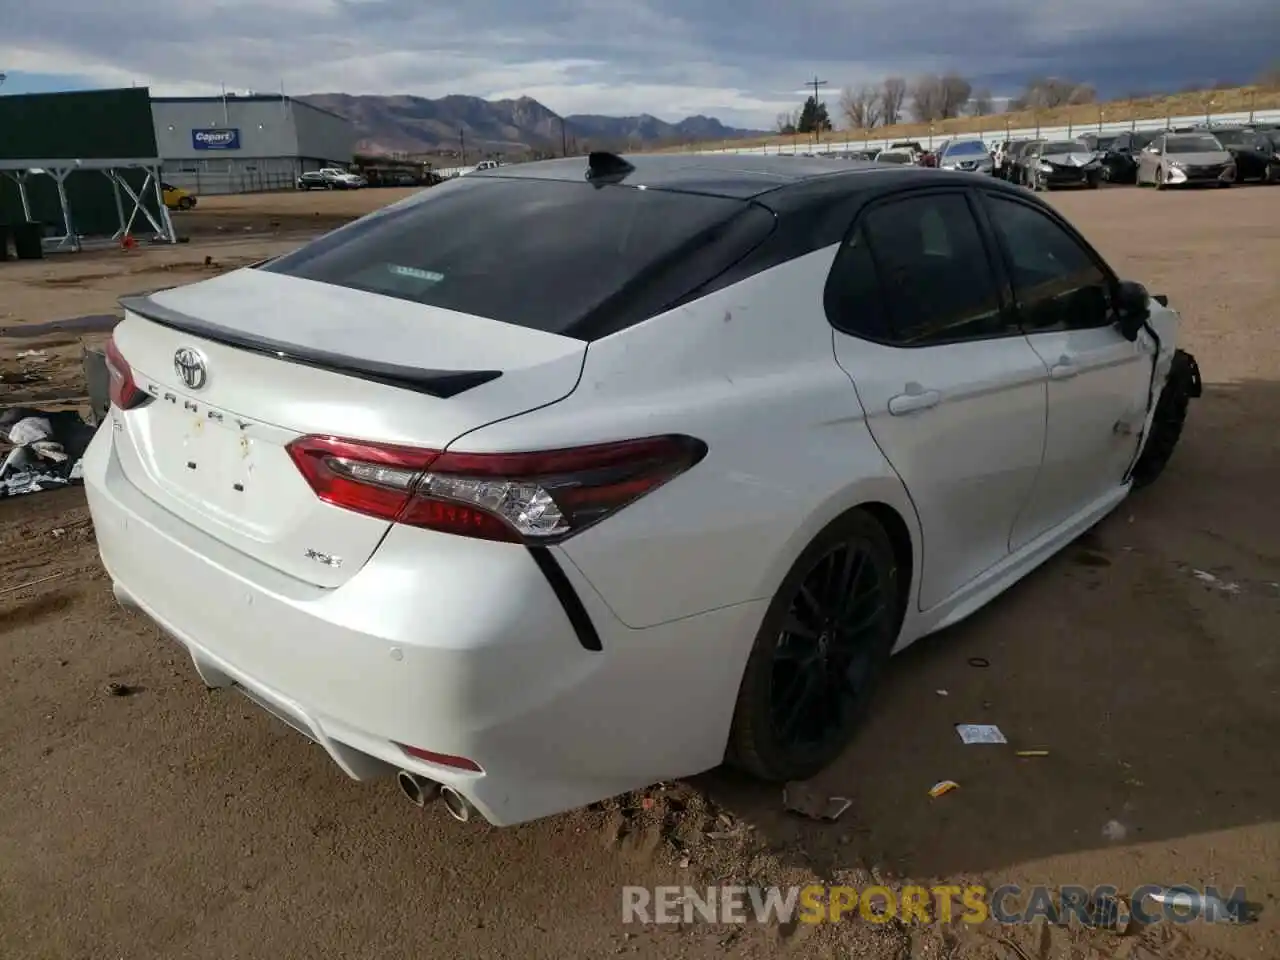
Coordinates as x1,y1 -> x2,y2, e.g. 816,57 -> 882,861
85,153 -> 1201,826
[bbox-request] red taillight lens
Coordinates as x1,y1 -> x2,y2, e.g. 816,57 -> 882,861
286,434 -> 707,544
397,743 -> 482,773
104,335 -> 149,410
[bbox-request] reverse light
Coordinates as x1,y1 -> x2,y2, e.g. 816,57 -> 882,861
287,433 -> 707,544
103,334 -> 149,410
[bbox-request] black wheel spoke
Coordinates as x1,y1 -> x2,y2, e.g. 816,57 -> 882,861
777,668 -> 824,738
782,614 -> 820,641
769,538 -> 892,752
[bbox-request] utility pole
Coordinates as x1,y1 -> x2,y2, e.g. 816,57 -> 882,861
561,116 -> 568,157
459,128 -> 465,165
804,75 -> 827,147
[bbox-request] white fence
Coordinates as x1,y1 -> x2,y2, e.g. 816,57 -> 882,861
430,107 -> 1280,175
682,108 -> 1280,156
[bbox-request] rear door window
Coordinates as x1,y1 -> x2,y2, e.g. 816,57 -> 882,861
858,192 -> 1010,345
264,176 -> 762,337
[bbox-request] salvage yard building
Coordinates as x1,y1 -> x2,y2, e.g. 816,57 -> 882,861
151,94 -> 355,195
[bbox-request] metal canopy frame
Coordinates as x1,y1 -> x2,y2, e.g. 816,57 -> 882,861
0,157 -> 177,252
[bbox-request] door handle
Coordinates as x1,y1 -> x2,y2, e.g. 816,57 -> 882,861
1049,356 -> 1077,380
888,387 -> 941,415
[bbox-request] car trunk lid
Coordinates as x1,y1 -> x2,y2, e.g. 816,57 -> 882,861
109,268 -> 586,587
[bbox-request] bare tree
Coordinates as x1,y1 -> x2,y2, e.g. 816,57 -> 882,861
909,74 -> 944,122
839,84 -> 882,129
1067,83 -> 1097,105
939,72 -> 973,119
1020,76 -> 1087,109
969,88 -> 995,116
881,76 -> 907,126
775,109 -> 798,134
911,72 -> 973,121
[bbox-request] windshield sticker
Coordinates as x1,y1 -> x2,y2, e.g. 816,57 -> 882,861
388,265 -> 444,283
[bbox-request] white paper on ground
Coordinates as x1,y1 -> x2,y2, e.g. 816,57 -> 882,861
955,723 -> 1007,745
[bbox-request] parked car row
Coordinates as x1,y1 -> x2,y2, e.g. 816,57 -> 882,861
995,123 -> 1280,190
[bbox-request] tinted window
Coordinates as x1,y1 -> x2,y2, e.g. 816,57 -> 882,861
1212,129 -> 1261,148
985,196 -> 1112,332
263,176 -> 760,336
945,141 -> 989,157
823,226 -> 891,340
856,193 -> 1009,345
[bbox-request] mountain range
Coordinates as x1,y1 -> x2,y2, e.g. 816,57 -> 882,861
300,93 -> 765,157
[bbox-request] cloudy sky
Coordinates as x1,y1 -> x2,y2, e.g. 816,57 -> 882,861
1,0 -> 1276,127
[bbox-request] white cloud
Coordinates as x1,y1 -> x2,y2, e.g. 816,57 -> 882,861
0,0 -> 1275,127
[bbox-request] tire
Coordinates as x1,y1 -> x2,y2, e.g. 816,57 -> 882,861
1154,167 -> 1165,190
1130,349 -> 1201,490
727,509 -> 902,782
178,197 -> 194,210
1266,162 -> 1277,184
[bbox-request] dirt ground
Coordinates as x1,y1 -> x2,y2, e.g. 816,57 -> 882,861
1,185 -> 1278,960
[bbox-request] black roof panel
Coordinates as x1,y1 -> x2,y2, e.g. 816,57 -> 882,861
474,152 -> 983,200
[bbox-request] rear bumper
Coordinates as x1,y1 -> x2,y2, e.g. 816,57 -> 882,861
83,422 -> 761,825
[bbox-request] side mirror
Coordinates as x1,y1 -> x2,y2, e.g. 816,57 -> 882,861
1114,280 -> 1149,341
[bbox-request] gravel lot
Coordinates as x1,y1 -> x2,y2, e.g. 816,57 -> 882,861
2,184 -> 1278,960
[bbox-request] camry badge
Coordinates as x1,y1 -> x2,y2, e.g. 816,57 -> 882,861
174,347 -> 207,390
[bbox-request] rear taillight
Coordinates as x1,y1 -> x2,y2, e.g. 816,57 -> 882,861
104,335 -> 149,410
286,434 -> 707,544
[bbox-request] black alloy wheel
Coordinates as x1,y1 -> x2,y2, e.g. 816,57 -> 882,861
728,510 -> 900,782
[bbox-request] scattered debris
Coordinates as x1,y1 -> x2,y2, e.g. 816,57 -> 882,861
967,657 -> 990,668
1191,569 -> 1241,594
105,682 -> 138,697
955,723 -> 1007,745
1147,887 -> 1253,923
1101,819 -> 1128,842
0,406 -> 94,498
16,349 -> 49,361
0,572 -> 68,596
935,689 -> 949,697
929,780 -> 959,798
1015,750 -> 1050,758
783,782 -> 853,821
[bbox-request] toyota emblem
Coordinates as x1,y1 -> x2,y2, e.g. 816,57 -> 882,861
174,347 -> 208,390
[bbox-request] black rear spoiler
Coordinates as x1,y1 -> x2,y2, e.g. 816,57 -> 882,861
118,294 -> 501,398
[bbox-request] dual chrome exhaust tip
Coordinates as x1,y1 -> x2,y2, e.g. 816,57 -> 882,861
396,770 -> 479,823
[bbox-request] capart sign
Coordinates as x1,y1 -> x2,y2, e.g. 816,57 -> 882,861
192,128 -> 241,150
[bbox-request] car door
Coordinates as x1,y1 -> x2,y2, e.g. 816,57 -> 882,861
977,190 -> 1152,552
826,188 -> 1049,611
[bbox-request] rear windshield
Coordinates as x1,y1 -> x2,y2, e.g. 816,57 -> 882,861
263,176 -> 761,336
